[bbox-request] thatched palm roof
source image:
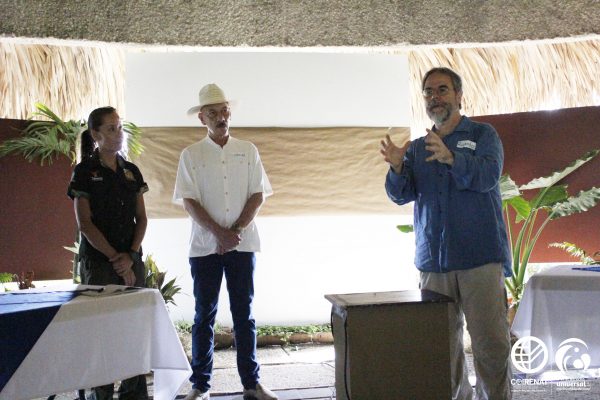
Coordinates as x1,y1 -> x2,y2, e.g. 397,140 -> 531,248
408,39 -> 600,134
0,42 -> 125,121
1,38 -> 599,131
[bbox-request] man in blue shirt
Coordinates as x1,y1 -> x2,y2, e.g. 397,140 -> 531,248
381,67 -> 512,400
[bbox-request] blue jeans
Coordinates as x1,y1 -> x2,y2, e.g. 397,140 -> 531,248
189,251 -> 259,391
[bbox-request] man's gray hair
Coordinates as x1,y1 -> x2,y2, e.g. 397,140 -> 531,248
421,67 -> 463,93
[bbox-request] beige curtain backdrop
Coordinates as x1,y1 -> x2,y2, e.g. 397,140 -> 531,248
134,127 -> 411,218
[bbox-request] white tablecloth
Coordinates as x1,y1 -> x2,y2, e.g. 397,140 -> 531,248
512,265 -> 600,369
0,285 -> 191,400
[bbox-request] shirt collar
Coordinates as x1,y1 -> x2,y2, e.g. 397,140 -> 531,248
91,149 -> 127,169
432,115 -> 469,137
205,134 -> 235,149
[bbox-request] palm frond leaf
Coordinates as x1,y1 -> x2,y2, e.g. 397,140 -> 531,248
500,174 -> 520,201
530,185 -> 569,209
550,187 -> 600,219
123,121 -> 144,159
520,150 -> 599,190
550,242 -> 598,265
1,103 -> 141,165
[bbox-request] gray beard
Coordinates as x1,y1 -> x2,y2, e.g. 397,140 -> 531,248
428,106 -> 451,125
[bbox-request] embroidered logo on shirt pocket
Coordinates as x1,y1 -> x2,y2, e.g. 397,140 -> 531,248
91,171 -> 103,182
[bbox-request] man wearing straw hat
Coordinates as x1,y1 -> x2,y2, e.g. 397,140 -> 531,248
380,67 -> 512,400
174,83 -> 276,400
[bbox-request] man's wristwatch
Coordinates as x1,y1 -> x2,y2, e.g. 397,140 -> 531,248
129,250 -> 142,263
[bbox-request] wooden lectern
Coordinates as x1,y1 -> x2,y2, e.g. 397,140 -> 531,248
325,290 -> 453,400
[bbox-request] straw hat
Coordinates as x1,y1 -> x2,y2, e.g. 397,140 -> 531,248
187,83 -> 233,115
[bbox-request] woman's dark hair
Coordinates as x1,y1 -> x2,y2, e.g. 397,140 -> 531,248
80,106 -> 117,159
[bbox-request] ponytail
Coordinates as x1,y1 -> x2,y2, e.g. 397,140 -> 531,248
81,106 -> 117,160
80,129 -> 95,159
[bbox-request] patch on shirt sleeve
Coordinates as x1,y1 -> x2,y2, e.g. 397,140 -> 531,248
457,140 -> 476,150
123,168 -> 136,182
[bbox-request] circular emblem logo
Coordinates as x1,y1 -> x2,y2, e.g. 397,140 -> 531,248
511,336 -> 549,374
555,338 -> 591,373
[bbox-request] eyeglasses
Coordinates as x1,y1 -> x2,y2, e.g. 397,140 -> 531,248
422,86 -> 453,98
203,107 -> 231,120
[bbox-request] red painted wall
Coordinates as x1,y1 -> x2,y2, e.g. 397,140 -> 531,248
0,118 -> 76,280
473,105 -> 600,263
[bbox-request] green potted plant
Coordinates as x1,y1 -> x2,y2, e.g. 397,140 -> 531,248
0,102 -> 143,165
144,254 -> 182,306
501,149 -> 600,310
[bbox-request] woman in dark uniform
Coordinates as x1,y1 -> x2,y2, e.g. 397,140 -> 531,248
67,106 -> 149,400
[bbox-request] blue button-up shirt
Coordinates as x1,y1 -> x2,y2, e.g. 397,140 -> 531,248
386,116 -> 511,276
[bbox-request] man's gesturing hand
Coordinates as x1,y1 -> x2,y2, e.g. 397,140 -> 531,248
424,129 -> 454,165
380,134 -> 411,173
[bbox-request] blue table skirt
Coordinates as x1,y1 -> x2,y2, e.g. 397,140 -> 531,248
0,291 -> 82,392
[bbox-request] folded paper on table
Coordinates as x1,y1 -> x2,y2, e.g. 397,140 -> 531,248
78,285 -> 140,296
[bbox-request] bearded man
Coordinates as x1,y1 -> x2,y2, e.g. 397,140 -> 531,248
380,67 -> 512,400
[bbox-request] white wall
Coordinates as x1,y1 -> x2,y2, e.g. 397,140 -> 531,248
143,215 -> 418,326
125,51 -> 410,127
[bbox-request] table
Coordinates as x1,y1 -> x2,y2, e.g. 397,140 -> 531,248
325,290 -> 453,400
512,265 -> 600,371
0,285 -> 191,400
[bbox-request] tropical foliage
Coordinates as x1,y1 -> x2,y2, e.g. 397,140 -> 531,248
0,272 -> 14,284
0,272 -> 14,292
256,324 -> 332,337
0,103 -> 143,165
549,242 -> 600,265
144,254 -> 182,306
502,149 -> 600,305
